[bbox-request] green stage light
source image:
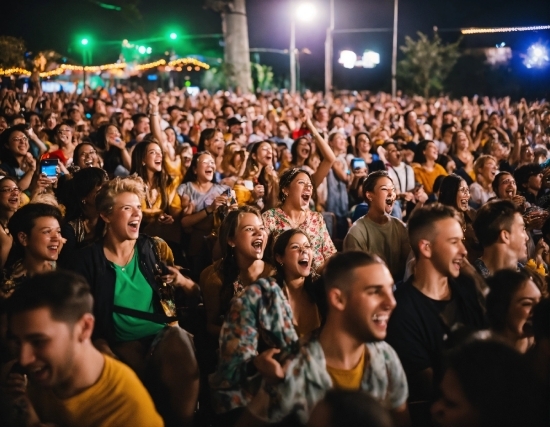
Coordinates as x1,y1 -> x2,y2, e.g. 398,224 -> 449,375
170,32 -> 178,40
146,47 -> 152,54
81,38 -> 89,45
138,46 -> 146,54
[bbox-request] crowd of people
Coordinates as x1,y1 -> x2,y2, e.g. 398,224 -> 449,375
0,84 -> 549,427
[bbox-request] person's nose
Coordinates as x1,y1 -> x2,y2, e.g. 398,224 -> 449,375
19,343 -> 36,368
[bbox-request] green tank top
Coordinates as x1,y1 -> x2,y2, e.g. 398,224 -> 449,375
112,250 -> 165,342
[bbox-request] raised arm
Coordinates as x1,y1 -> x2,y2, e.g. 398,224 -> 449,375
300,110 -> 336,186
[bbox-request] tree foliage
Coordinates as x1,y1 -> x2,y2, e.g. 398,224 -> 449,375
0,36 -> 26,68
397,32 -> 461,98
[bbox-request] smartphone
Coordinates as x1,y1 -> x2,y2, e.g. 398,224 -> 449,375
351,158 -> 366,170
40,159 -> 58,178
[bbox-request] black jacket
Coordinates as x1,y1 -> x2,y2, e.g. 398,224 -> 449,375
68,234 -> 169,344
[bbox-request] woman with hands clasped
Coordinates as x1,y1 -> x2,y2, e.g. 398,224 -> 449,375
178,151 -> 233,278
0,126 -> 37,192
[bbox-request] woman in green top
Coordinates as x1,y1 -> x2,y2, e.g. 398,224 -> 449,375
73,175 -> 200,426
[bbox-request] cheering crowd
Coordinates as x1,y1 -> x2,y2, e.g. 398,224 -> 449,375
0,85 -> 549,427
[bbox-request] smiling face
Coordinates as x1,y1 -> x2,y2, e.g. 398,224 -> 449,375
356,134 -> 371,155
164,128 -> 177,144
19,216 -> 62,262
102,192 -> 142,241
429,217 -> 467,278
205,131 -> 224,157
455,180 -> 470,212
506,279 -> 541,339
520,146 -> 535,164
455,131 -> 469,151
143,143 -> 163,173
56,125 -> 73,147
253,142 -> 274,168
10,307 -> 81,390
366,176 -> 396,215
105,125 -> 121,145
276,232 -> 313,279
497,174 -> 517,199
423,141 -> 439,162
480,159 -> 497,183
296,138 -> 311,161
0,178 -> 21,212
283,172 -> 313,209
76,144 -> 100,169
230,212 -> 267,261
342,263 -> 396,342
195,153 -> 216,183
385,143 -> 402,166
8,130 -> 30,157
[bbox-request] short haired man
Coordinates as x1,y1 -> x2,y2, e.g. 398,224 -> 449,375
472,200 -> 529,278
3,271 -> 163,426
386,203 -> 486,402
244,252 -> 409,426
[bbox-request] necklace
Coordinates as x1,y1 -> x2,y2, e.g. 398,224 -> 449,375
115,243 -> 136,272
286,209 -> 305,228
0,221 -> 10,236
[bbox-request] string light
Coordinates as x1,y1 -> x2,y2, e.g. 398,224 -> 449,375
0,68 -> 32,76
135,59 -> 166,71
168,57 -> 210,69
0,57 -> 209,77
461,25 -> 550,35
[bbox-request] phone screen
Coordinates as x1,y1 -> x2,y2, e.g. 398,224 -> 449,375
351,158 -> 366,170
40,160 -> 58,177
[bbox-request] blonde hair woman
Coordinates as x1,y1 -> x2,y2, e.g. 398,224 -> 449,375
71,175 -> 199,425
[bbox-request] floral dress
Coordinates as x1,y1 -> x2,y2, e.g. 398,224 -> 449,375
262,208 -> 336,272
209,277 -> 299,413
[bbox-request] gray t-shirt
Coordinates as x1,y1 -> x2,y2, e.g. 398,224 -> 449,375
343,215 -> 410,282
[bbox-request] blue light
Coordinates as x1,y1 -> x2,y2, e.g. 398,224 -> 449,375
147,74 -> 158,81
524,44 -> 549,68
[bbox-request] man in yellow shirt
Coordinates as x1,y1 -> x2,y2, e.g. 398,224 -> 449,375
3,270 -> 164,427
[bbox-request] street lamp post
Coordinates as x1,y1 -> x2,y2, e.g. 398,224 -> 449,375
325,0 -> 334,97
290,2 -> 316,94
290,6 -> 297,94
391,0 -> 399,99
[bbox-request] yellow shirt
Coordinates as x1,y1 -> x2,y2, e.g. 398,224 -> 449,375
29,355 -> 164,427
326,347 -> 366,390
412,163 -> 448,195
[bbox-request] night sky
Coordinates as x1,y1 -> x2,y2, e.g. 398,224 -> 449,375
2,0 -> 550,93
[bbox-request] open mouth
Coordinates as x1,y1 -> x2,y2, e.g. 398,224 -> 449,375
298,255 -> 311,268
301,192 -> 311,203
28,364 -> 50,382
8,197 -> 18,204
506,189 -> 515,197
372,313 -> 389,328
47,244 -> 58,252
459,198 -> 469,209
452,258 -> 464,270
252,238 -> 264,251
128,221 -> 139,232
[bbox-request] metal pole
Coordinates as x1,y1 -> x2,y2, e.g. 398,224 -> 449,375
391,0 -> 398,99
324,0 -> 334,97
290,3 -> 296,94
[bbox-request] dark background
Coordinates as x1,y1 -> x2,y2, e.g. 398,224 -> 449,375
2,0 -> 550,97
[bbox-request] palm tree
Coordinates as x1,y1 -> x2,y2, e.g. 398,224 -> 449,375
205,0 -> 252,93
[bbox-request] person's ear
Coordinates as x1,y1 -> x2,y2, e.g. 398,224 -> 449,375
326,287 -> 346,312
365,190 -> 373,203
500,229 -> 511,245
99,212 -> 111,224
275,254 -> 284,266
418,239 -> 432,259
76,313 -> 95,342
17,231 -> 28,247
